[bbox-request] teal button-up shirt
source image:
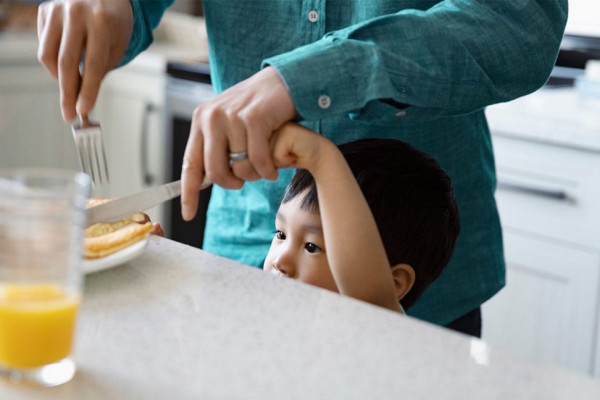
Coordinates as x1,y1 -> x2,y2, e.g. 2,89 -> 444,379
126,0 -> 567,325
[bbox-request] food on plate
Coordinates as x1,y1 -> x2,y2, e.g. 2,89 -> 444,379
84,198 -> 153,259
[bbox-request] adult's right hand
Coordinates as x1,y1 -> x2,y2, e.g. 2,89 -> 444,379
37,0 -> 134,122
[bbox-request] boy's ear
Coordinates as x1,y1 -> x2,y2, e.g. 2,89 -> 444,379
390,263 -> 415,302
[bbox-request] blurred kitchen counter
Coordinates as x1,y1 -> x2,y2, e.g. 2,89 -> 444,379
486,68 -> 600,153
0,10 -> 208,69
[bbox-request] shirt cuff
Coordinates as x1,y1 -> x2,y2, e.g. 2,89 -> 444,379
263,35 -> 411,122
263,37 -> 352,120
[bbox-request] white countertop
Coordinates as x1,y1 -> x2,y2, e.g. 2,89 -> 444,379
1,236 -> 599,399
486,85 -> 600,153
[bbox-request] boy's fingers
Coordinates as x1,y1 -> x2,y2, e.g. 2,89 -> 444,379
270,128 -> 298,169
151,223 -> 165,237
247,126 -> 278,181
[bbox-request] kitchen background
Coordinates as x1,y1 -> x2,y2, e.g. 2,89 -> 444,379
1,0 -> 599,381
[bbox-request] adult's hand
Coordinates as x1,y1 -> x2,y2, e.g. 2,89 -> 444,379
37,0 -> 133,122
181,66 -> 296,221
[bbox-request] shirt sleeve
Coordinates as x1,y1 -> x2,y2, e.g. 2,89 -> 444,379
262,0 -> 568,123
120,0 -> 175,66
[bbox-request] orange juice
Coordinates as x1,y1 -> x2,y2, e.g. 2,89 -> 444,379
0,284 -> 79,369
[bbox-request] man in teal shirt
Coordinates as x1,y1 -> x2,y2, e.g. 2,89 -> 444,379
37,0 -> 567,334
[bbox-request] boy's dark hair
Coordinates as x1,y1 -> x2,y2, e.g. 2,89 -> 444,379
282,138 -> 460,310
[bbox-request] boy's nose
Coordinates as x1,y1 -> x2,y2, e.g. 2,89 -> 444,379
272,247 -> 295,277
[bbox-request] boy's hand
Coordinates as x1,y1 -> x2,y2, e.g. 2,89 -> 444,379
271,123 -> 334,173
151,223 -> 165,237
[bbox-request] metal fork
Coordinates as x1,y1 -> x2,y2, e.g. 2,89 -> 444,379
71,115 -> 110,186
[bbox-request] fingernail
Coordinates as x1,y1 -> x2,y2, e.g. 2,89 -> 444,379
182,206 -> 190,221
182,206 -> 196,222
63,110 -> 76,123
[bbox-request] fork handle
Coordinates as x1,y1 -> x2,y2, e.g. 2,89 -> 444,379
73,114 -> 99,129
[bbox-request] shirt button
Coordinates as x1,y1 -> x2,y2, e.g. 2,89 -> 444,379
318,95 -> 331,109
307,10 -> 319,23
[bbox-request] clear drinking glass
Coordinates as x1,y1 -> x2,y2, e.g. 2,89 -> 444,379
0,169 -> 90,387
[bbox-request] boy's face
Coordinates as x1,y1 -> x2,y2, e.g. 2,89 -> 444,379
263,191 -> 338,293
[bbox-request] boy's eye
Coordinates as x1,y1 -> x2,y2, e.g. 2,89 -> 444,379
275,230 -> 286,240
304,242 -> 322,254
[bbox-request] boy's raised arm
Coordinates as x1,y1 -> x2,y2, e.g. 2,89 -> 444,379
271,124 -> 401,312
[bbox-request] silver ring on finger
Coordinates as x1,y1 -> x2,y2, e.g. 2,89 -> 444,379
229,151 -> 248,162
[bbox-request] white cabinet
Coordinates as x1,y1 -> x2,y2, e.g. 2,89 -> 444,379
483,230 -> 600,373
90,56 -> 168,223
0,64 -> 78,170
482,129 -> 600,378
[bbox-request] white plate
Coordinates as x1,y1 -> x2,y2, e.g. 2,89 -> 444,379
82,238 -> 149,275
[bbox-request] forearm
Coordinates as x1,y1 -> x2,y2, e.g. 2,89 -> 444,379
265,0 -> 567,121
307,143 -> 401,312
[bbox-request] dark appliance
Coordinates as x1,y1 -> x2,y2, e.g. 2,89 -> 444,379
165,61 -> 214,248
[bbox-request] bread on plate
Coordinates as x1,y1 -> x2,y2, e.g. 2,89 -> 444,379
84,198 -> 153,259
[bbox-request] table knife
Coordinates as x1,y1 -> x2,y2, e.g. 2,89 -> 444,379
86,179 -> 209,227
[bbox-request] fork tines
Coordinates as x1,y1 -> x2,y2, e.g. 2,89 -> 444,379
72,116 -> 110,186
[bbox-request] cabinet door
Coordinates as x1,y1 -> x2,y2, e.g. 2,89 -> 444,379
0,65 -> 78,169
90,67 -> 167,223
492,135 -> 600,251
482,231 -> 600,375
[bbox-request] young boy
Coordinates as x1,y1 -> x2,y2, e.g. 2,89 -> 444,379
264,123 -> 460,313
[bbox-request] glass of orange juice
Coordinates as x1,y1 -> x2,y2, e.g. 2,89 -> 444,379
0,169 -> 90,387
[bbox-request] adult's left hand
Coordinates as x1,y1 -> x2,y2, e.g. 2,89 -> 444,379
181,66 -> 296,221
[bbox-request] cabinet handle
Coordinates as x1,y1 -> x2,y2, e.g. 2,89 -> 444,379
140,102 -> 158,185
497,180 -> 575,202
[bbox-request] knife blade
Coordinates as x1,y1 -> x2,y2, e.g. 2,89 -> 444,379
86,179 -> 206,227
